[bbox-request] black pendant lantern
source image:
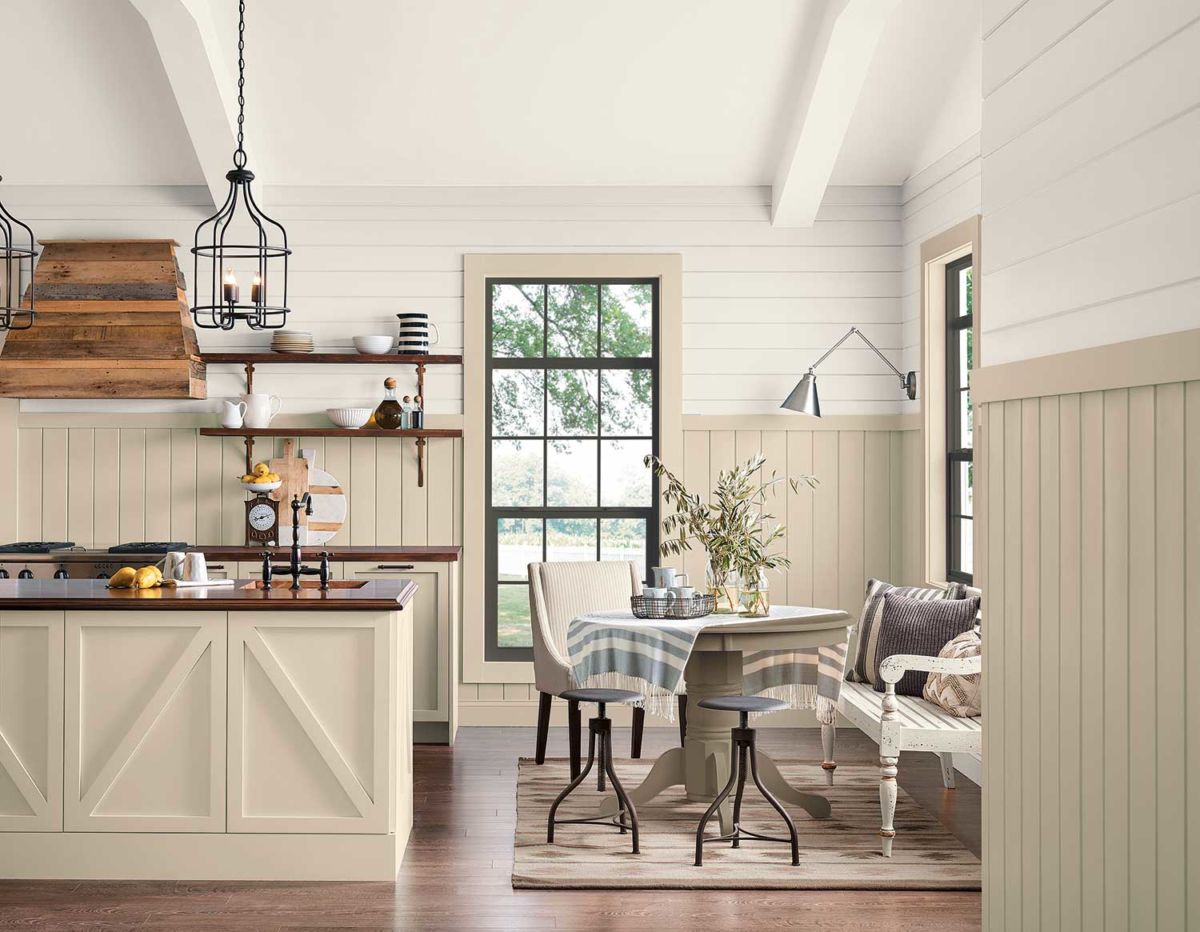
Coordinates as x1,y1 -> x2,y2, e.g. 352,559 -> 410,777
191,0 -> 290,331
0,174 -> 38,331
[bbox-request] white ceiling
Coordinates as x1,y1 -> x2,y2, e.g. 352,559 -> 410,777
0,0 -> 980,189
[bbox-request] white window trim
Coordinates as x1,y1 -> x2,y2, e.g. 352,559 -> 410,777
919,217 -> 981,587
462,254 -> 683,684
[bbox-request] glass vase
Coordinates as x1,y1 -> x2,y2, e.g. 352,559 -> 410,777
738,570 -> 770,617
706,558 -> 741,614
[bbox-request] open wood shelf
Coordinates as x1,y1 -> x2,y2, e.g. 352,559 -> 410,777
202,353 -> 462,365
199,427 -> 462,439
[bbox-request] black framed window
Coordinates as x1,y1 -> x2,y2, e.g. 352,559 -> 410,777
485,280 -> 659,661
946,255 -> 973,584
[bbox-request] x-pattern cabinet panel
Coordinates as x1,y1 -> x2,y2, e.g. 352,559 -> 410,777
64,612 -> 227,832
0,612 -> 64,832
227,611 -> 393,834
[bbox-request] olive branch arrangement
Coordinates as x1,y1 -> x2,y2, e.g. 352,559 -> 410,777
643,453 -> 817,610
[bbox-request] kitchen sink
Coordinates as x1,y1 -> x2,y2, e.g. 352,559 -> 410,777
240,579 -> 369,590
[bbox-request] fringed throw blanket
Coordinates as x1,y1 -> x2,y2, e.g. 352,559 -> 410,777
566,607 -> 850,725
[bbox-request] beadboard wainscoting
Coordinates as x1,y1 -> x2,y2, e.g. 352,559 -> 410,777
465,415 -> 923,725
976,376 -> 1199,931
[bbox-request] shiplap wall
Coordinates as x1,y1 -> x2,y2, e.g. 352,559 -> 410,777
900,136 -> 981,386
5,183 -> 907,417
980,0 -> 1200,366
978,383 -> 1198,931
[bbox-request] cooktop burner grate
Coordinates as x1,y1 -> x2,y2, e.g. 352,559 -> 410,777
0,541 -> 77,553
108,542 -> 189,554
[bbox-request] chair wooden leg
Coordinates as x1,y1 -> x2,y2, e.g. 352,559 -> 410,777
631,706 -> 645,758
939,752 -> 957,789
677,694 -> 688,747
821,722 -> 836,786
534,692 -> 552,765
568,699 -> 582,779
880,754 -> 899,857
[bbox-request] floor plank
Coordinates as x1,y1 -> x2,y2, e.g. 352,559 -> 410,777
0,727 -> 981,930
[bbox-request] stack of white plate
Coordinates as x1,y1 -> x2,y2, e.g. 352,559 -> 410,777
270,330 -> 314,354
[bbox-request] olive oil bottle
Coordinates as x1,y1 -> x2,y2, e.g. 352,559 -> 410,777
373,377 -> 405,430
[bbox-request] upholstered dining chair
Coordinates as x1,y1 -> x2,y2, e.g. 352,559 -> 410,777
528,560 -> 686,778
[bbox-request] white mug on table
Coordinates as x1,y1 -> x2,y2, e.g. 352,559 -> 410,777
242,392 -> 282,429
162,551 -> 208,583
650,567 -> 687,589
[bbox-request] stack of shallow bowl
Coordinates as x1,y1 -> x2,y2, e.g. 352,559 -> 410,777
270,330 -> 314,353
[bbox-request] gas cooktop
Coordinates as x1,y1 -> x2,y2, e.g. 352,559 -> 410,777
108,542 -> 189,554
0,541 -> 78,553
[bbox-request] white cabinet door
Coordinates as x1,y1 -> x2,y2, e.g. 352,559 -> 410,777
64,611 -> 226,832
228,610 -> 392,834
345,561 -> 456,743
0,611 -> 64,832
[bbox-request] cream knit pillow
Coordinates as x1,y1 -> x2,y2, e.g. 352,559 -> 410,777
922,630 -> 982,717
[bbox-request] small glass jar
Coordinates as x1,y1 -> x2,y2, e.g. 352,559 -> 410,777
373,378 -> 404,430
706,558 -> 740,614
738,569 -> 770,617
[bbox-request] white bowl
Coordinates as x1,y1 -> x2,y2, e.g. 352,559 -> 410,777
240,480 -> 282,493
327,407 -> 373,429
353,335 -> 394,355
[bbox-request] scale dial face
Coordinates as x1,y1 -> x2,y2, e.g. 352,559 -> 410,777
248,502 -> 277,531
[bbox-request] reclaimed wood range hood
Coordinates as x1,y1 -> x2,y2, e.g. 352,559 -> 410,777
0,239 -> 206,398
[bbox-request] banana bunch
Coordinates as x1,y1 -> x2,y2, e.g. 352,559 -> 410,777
241,461 -> 281,484
107,565 -> 163,590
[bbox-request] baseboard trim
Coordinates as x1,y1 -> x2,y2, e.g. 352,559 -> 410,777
0,831 -> 410,881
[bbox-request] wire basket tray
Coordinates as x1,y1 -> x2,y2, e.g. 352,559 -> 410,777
630,593 -> 716,620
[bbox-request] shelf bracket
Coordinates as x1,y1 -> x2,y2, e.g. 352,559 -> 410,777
243,362 -> 255,394
243,436 -> 255,475
415,362 -> 426,411
415,437 -> 427,488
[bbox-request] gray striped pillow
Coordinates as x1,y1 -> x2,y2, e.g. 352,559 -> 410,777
847,578 -> 967,685
872,592 -> 982,696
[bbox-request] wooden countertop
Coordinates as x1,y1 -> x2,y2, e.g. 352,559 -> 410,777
0,578 -> 418,611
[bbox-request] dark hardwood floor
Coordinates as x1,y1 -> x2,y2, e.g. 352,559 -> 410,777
0,727 -> 981,930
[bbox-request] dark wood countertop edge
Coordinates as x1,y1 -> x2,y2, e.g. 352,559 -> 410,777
0,579 -> 419,612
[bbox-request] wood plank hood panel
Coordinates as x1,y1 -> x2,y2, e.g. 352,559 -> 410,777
0,240 -> 206,399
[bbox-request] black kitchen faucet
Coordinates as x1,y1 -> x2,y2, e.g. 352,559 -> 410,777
260,493 -> 331,590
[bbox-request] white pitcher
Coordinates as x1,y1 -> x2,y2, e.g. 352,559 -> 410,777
221,399 -> 247,428
242,393 -> 282,429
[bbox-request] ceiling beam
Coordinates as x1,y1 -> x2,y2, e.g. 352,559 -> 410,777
128,0 -> 243,210
770,0 -> 899,228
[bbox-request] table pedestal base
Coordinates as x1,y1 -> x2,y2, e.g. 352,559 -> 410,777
598,650 -> 832,831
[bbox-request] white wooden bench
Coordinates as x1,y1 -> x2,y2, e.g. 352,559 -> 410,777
834,652 -> 981,857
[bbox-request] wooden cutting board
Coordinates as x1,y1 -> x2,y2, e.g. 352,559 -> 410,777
269,439 -> 310,531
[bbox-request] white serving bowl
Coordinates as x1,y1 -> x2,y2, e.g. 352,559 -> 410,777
327,407 -> 373,429
240,479 -> 282,493
353,335 -> 394,355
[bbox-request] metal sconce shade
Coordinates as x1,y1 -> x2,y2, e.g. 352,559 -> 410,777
781,371 -> 821,417
189,0 -> 291,331
0,175 -> 38,331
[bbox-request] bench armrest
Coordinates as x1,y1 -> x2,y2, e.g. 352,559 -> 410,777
878,653 -> 981,685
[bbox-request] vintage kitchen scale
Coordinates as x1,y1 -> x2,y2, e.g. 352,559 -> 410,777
242,440 -> 346,546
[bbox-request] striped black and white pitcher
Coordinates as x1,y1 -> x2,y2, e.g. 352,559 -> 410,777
395,312 -> 441,355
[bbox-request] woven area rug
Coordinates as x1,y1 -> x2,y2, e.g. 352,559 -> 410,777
513,758 -> 980,890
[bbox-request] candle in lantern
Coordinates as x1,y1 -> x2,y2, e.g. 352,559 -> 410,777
250,273 -> 262,305
222,269 -> 239,304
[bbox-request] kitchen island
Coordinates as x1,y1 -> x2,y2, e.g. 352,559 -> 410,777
0,578 -> 417,880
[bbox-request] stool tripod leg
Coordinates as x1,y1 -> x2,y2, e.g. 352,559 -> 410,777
603,729 -> 640,853
748,742 -> 799,866
694,751 -> 741,867
730,743 -> 749,848
547,726 -> 597,844
596,722 -> 606,793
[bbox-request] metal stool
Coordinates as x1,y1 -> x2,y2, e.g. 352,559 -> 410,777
546,688 -> 642,854
694,695 -> 799,866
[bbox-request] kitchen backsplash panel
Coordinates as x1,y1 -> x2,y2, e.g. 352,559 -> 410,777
14,426 -> 461,550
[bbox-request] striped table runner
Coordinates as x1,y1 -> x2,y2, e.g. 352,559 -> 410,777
566,608 -> 849,724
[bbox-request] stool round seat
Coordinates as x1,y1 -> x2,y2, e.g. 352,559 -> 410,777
697,695 -> 789,714
560,687 -> 644,705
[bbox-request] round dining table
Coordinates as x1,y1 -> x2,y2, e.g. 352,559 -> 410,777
597,605 -> 853,834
